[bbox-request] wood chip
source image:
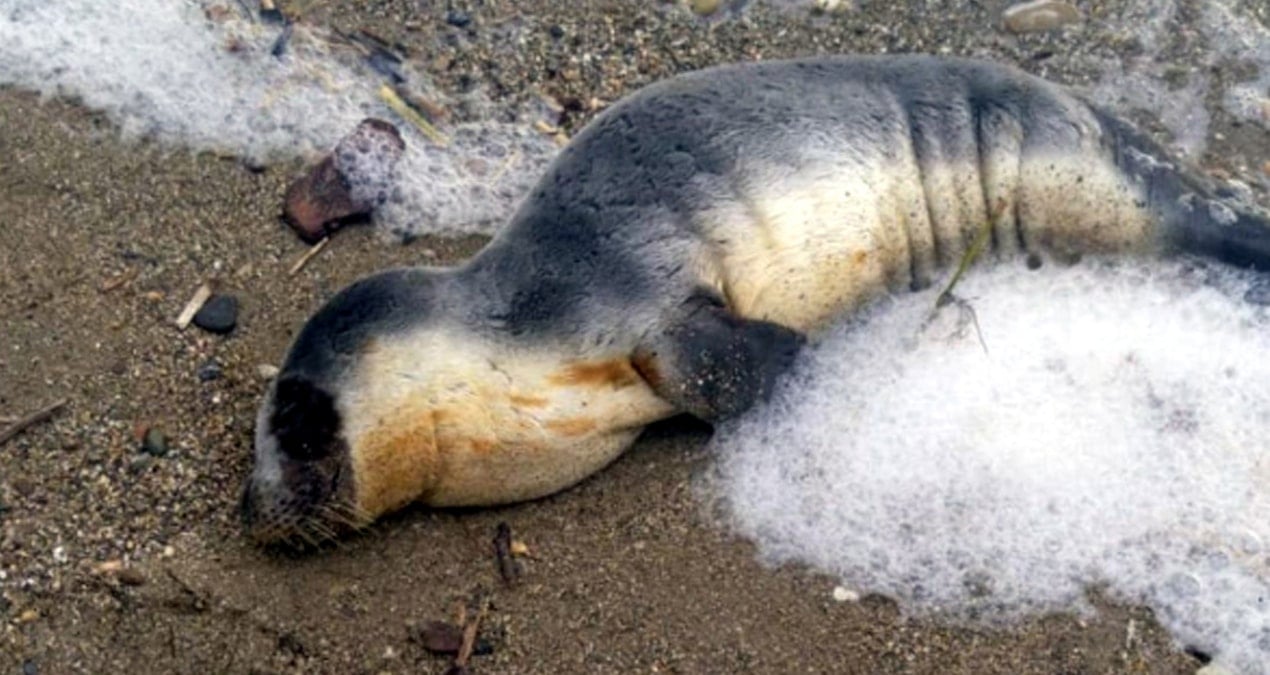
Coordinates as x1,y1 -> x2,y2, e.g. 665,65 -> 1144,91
288,236 -> 330,276
0,399 -> 68,447
175,282 -> 214,330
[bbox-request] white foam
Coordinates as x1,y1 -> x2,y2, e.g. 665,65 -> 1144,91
0,0 -> 558,237
707,258 -> 1270,674
1087,0 -> 1269,158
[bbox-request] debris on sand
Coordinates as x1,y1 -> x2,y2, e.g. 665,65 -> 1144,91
417,620 -> 465,654
287,236 -> 329,276
192,294 -> 239,335
0,399 -> 68,447
282,118 -> 406,243
175,282 -> 214,330
492,522 -> 523,585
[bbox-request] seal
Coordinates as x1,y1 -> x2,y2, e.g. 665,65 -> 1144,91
240,54 -> 1270,546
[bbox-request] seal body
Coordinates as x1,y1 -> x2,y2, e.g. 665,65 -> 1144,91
241,55 -> 1270,545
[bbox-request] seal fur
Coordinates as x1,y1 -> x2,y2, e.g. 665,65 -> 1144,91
240,54 -> 1270,545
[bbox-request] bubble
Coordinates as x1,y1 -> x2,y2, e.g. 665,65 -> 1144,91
707,257 -> 1270,674
0,0 -> 560,240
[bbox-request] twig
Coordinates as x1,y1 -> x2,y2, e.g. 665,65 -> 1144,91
936,217 -> 994,309
175,282 -> 214,330
493,522 -> 521,585
0,399 -> 67,446
288,237 -> 330,276
379,84 -> 449,146
455,598 -> 490,668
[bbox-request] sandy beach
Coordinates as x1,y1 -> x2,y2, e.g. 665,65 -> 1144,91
2,1 -> 1268,672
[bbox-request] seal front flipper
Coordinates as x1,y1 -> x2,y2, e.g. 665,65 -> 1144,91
632,293 -> 806,422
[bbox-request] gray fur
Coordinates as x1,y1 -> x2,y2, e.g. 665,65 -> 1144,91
244,54 -> 1270,542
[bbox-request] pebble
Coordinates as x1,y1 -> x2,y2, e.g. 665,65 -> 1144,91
128,454 -> 154,473
22,660 -> 37,675
1001,0 -> 1081,34
445,10 -> 471,28
257,363 -> 280,380
140,428 -> 169,457
689,0 -> 722,16
831,585 -> 860,602
1197,665 -> 1234,675
197,359 -> 223,382
192,294 -> 238,334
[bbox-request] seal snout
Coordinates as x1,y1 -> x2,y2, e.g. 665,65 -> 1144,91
241,374 -> 358,547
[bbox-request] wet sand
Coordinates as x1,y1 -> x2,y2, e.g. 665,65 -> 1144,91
2,1 -> 1267,672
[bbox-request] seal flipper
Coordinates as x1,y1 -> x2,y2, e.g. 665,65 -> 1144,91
632,294 -> 806,422
1090,105 -> 1270,270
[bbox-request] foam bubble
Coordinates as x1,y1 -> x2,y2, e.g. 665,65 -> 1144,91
707,258 -> 1270,673
0,0 -> 558,237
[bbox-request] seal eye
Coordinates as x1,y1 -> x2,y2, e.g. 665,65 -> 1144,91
270,375 -> 342,461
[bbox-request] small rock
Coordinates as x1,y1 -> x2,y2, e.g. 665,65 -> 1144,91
52,546 -> 68,565
128,455 -> 154,473
117,567 -> 147,586
257,364 -> 281,380
16,608 -> 38,624
283,119 -> 405,243
1197,665 -> 1234,675
140,428 -> 169,458
192,294 -> 238,335
416,620 -> 464,654
197,359 -> 223,382
444,10 -> 471,28
548,24 -> 565,40
22,659 -> 37,675
689,0 -> 722,16
831,585 -> 860,602
812,0 -> 850,14
1002,0 -> 1081,34
1261,160 -> 1270,177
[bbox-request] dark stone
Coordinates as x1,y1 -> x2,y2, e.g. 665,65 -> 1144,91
445,10 -> 471,28
140,428 -> 169,458
23,659 -> 38,675
548,24 -> 565,40
197,359 -> 223,382
193,295 -> 239,335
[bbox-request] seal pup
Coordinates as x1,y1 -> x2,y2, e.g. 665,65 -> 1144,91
240,54 -> 1270,546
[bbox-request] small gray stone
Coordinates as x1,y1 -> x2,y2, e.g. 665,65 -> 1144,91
197,359 -> 223,382
140,428 -> 169,457
1002,0 -> 1081,34
192,294 -> 238,335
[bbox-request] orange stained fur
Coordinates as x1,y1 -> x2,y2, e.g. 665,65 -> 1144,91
508,393 -> 550,407
542,416 -> 600,437
352,404 -> 439,518
548,359 -> 642,389
630,351 -> 663,389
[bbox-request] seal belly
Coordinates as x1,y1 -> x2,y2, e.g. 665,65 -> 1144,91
696,99 -> 1155,334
